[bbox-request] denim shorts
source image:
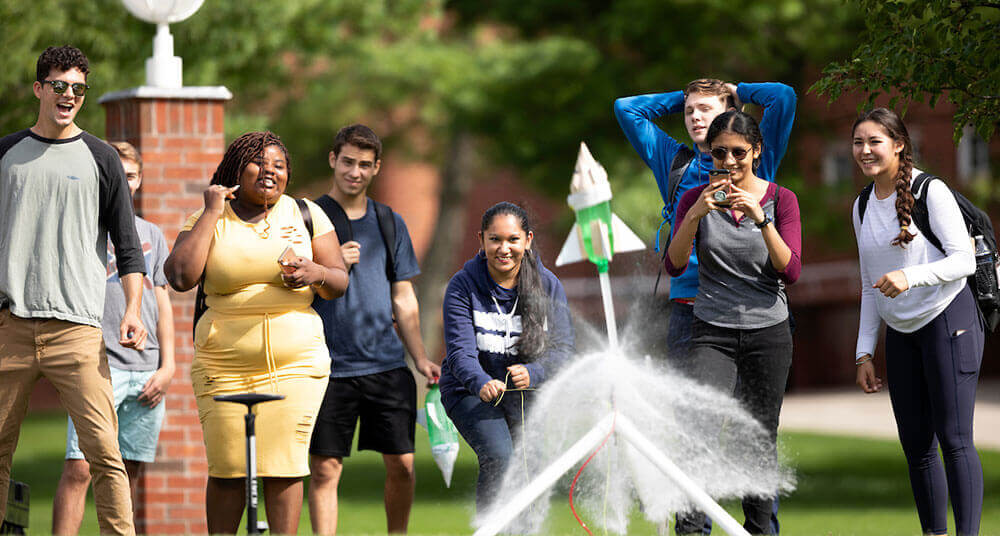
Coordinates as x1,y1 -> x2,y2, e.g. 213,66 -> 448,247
65,366 -> 166,463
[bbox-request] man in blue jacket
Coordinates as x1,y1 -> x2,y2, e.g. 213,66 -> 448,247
614,79 -> 796,535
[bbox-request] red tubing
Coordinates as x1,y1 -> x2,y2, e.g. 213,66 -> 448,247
568,412 -> 617,535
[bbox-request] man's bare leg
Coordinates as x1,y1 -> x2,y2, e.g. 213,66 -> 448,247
308,455 -> 344,536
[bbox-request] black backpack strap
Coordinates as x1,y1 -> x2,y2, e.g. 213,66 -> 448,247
652,146 -> 697,296
372,201 -> 398,282
192,281 -> 207,339
910,172 -> 944,253
295,198 -> 314,238
857,182 -> 875,224
314,194 -> 353,246
664,145 -> 697,222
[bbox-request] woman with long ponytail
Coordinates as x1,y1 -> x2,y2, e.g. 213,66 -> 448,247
438,201 -> 575,518
852,108 -> 983,536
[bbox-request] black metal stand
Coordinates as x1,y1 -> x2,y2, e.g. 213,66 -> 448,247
214,393 -> 285,535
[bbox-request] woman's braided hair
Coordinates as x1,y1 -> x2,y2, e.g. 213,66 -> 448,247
210,131 -> 290,188
853,108 -> 915,247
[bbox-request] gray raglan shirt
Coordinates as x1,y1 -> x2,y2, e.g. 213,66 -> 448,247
0,129 -> 145,328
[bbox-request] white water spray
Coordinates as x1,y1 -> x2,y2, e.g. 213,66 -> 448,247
477,350 -> 795,535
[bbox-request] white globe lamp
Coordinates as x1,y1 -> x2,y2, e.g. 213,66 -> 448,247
121,0 -> 206,88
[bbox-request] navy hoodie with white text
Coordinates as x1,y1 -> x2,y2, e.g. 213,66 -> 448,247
439,252 -> 574,411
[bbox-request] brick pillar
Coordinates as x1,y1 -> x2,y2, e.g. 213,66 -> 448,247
100,86 -> 232,535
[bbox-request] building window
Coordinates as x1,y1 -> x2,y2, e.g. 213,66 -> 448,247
957,124 -> 991,183
822,145 -> 854,185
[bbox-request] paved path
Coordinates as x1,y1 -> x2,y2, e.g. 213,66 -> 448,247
779,380 -> 1000,450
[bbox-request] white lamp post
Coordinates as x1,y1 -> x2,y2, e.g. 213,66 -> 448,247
121,0 -> 206,88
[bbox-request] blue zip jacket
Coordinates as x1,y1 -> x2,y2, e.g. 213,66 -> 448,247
439,252 -> 575,411
614,82 -> 797,300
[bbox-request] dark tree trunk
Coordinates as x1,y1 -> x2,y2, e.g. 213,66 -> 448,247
415,131 -> 477,363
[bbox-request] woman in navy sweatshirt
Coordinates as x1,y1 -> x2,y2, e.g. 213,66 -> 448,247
439,201 -> 574,516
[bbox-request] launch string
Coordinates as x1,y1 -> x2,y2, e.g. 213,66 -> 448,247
496,371 -> 539,520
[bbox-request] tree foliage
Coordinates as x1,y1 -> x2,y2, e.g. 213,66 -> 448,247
811,0 -> 1000,142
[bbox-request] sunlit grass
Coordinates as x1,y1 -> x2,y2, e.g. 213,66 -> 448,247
12,411 -> 1000,535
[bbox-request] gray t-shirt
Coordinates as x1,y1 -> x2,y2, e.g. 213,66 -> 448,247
103,217 -> 169,371
0,130 -> 145,327
694,195 -> 788,329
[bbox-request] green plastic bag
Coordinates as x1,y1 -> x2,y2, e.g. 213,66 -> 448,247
423,385 -> 459,487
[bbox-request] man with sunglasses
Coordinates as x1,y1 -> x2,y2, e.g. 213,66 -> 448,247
0,45 -> 146,536
614,80 -> 796,535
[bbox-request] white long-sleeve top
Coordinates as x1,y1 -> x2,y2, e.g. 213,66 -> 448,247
853,168 -> 975,359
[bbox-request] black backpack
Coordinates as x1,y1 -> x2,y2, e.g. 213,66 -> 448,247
192,198 -> 314,337
313,195 -> 397,281
858,173 -> 1000,331
652,146 -> 697,296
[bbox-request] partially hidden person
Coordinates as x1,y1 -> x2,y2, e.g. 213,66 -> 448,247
51,141 -> 176,535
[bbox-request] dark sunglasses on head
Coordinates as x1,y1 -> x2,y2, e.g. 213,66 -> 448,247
41,80 -> 90,97
710,146 -> 751,161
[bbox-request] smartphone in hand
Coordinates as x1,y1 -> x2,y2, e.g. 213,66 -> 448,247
708,169 -> 731,205
277,245 -> 298,274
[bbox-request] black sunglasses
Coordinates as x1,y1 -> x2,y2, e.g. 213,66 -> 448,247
41,80 -> 90,97
710,146 -> 751,161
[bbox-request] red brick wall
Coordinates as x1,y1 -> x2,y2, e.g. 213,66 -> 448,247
103,95 -> 227,535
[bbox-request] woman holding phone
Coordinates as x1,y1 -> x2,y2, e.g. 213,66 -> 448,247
851,108 -> 982,536
665,110 -> 801,534
164,131 -> 349,534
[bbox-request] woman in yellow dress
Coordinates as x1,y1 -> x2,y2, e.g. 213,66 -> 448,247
165,131 -> 349,534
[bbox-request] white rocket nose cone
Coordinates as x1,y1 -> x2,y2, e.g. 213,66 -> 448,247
571,141 -> 609,194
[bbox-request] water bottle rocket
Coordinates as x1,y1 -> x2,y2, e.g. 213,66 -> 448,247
555,142 -> 645,350
476,145 -> 756,536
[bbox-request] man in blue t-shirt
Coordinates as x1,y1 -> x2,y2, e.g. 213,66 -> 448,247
615,79 -> 796,535
309,124 -> 440,535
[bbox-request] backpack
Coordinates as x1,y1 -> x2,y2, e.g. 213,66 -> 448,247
655,145 -> 697,253
192,198 -> 314,337
857,173 -> 1000,331
313,195 -> 397,281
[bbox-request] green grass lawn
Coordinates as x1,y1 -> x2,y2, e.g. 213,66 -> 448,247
10,411 -> 1000,535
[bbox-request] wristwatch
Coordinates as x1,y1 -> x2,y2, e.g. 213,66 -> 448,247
755,215 -> 773,229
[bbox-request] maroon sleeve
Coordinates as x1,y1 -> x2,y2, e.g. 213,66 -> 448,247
664,185 -> 707,276
772,185 -> 802,284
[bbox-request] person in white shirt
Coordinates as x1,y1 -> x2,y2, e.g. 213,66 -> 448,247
851,107 -> 983,536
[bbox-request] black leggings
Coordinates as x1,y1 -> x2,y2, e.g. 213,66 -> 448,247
886,284 -> 984,536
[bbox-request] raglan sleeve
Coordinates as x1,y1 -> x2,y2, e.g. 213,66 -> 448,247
664,186 -> 703,276
93,139 -> 145,277
773,187 -> 802,284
